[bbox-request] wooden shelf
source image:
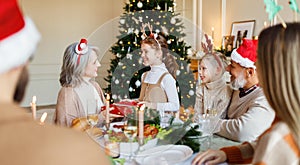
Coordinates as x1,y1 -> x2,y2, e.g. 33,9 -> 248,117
190,59 -> 199,80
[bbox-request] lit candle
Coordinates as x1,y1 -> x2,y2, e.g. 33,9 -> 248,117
106,94 -> 110,124
264,21 -> 268,28
31,96 -> 37,120
211,27 -> 215,40
165,2 -> 167,11
138,104 -> 145,145
39,112 -> 47,125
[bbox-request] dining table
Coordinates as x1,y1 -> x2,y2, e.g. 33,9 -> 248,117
176,134 -> 241,165
94,121 -> 241,165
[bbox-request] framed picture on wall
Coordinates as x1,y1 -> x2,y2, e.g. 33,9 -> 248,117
230,20 -> 255,48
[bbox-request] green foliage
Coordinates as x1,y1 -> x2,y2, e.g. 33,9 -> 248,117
111,157 -> 126,165
158,116 -> 202,152
214,47 -> 232,57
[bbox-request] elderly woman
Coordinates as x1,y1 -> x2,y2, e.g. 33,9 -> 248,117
55,39 -> 107,127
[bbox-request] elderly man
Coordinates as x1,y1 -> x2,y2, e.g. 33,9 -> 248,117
0,0 -> 110,164
216,39 -> 275,142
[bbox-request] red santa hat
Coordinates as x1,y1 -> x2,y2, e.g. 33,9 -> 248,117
231,39 -> 258,69
0,0 -> 41,74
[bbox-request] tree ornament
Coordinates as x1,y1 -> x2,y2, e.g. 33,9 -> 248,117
135,80 -> 141,87
189,90 -> 195,96
170,18 -> 176,24
134,29 -> 139,36
138,58 -> 143,64
157,5 -> 161,10
139,16 -> 143,22
126,53 -> 133,60
118,62 -> 123,66
119,41 -> 123,44
129,87 -> 133,92
126,80 -> 130,84
161,26 -> 169,35
127,28 -> 134,34
117,53 -> 122,58
115,79 -> 120,84
112,94 -> 117,100
176,70 -> 181,76
121,73 -> 125,77
119,19 -> 125,24
137,1 -> 143,8
167,40 -> 171,44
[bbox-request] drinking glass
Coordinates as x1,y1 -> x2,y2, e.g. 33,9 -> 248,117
86,100 -> 99,130
159,110 -> 171,128
198,107 -> 220,151
123,118 -> 138,162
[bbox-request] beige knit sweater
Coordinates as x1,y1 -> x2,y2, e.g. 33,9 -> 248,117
55,81 -> 105,127
217,87 -> 275,142
221,118 -> 300,165
194,78 -> 232,121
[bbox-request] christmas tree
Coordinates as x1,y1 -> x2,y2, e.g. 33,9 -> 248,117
105,0 -> 196,108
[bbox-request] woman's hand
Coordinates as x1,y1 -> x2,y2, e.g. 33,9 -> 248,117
192,149 -> 227,165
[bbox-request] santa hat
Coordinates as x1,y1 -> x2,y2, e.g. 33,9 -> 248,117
231,39 -> 258,68
0,0 -> 41,74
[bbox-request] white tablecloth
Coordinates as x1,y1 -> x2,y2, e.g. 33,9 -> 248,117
176,135 -> 241,165
107,134 -> 240,165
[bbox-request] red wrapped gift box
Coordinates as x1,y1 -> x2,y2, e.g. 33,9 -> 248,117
101,100 -> 138,116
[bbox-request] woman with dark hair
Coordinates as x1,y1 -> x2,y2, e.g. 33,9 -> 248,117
192,23 -> 300,165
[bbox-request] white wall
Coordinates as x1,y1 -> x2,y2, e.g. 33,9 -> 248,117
20,0 -> 123,106
19,0 -> 300,106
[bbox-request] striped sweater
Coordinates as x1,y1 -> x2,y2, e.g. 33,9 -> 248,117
221,118 -> 300,164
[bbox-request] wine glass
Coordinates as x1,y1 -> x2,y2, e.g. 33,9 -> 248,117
86,100 -> 99,133
198,100 -> 220,151
123,118 -> 138,162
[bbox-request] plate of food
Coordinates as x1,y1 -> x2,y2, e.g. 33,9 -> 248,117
135,145 -> 193,165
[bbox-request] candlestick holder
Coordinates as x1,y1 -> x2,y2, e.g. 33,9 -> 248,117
104,122 -> 110,131
138,137 -> 144,146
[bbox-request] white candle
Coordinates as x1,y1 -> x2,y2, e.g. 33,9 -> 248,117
264,21 -> 267,28
39,112 -> 47,125
211,27 -> 215,40
31,96 -> 37,120
138,104 -> 145,145
165,2 -> 167,11
106,94 -> 110,124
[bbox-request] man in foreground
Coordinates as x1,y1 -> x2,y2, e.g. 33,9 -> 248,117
0,0 -> 110,164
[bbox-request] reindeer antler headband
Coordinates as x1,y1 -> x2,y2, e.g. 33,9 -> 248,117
75,38 -> 89,65
141,22 -> 161,49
